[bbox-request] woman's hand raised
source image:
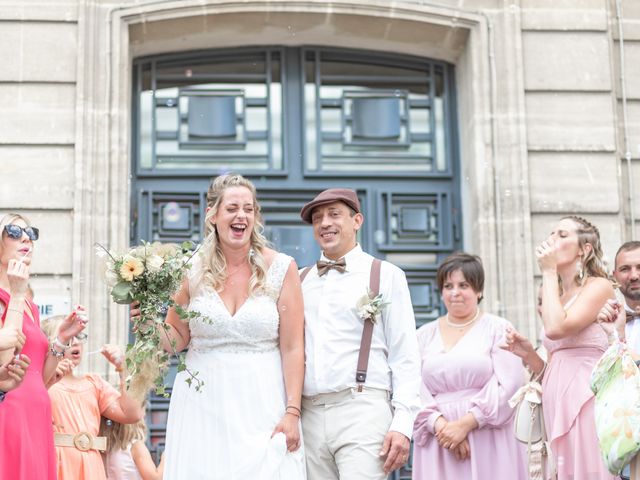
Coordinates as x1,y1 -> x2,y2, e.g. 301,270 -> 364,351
7,259 -> 30,298
501,327 -> 535,360
56,306 -> 88,344
535,238 -> 559,273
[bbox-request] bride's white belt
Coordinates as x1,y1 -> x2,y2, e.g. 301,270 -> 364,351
303,387 -> 390,406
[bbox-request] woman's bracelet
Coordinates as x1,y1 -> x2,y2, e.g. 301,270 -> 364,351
7,308 -> 23,315
285,405 -> 302,417
49,343 -> 65,358
54,336 -> 71,351
529,360 -> 547,382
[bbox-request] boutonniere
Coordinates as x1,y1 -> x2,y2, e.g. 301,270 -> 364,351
356,289 -> 389,324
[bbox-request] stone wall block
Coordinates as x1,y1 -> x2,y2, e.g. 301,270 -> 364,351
526,92 -> 616,151
0,146 -> 74,209
529,152 -> 619,213
0,84 -> 76,144
523,32 -> 611,91
521,0 -> 607,31
0,1 -> 78,21
0,22 -> 77,82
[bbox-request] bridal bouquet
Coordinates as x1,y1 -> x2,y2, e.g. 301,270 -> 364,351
98,241 -> 202,397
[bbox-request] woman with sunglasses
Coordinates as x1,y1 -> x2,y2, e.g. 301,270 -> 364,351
0,213 -> 87,480
42,315 -> 143,480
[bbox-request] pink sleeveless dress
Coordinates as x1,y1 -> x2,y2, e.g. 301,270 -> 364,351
0,288 -> 56,480
542,298 -> 616,480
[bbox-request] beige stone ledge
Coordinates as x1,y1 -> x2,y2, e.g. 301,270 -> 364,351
129,9 -> 471,63
0,146 -> 74,209
530,213 -> 622,271
528,152 -> 619,213
0,210 -> 74,275
613,0 -> 640,42
0,22 -> 77,82
522,31 -> 611,91
521,0 -> 607,31
0,1 -> 78,22
0,83 -> 76,144
525,92 -> 616,151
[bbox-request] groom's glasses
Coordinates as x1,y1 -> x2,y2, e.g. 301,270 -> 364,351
4,224 -> 39,241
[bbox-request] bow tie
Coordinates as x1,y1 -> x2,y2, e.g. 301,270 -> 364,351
316,258 -> 347,276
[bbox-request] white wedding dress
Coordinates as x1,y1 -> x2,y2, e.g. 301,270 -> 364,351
162,253 -> 306,480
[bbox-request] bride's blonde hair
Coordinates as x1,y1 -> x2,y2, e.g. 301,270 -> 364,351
200,174 -> 269,294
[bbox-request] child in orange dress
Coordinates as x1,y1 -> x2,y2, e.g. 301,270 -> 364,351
43,314 -> 144,480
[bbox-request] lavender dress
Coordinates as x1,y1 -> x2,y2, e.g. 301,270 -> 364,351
413,313 -> 527,480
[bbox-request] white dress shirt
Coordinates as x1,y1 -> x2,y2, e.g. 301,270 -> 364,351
625,305 -> 640,354
301,244 -> 421,438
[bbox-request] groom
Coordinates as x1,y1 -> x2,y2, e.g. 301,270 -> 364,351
298,188 -> 421,480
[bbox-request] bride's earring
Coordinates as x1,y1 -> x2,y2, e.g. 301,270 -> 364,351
576,259 -> 584,281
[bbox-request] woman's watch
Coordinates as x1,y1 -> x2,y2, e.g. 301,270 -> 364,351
0,390 -> 6,403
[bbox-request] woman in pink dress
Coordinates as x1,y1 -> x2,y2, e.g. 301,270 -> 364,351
413,252 -> 527,479
0,213 -> 87,480
504,215 -> 617,480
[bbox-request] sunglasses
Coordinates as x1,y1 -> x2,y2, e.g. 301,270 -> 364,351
4,224 -> 39,241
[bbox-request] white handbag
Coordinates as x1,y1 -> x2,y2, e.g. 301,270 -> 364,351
511,375 -> 545,444
510,365 -> 557,480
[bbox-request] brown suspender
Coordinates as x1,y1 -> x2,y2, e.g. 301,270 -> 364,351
300,258 -> 382,391
300,266 -> 312,283
356,258 -> 381,391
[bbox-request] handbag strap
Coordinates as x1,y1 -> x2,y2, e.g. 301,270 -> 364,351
355,258 -> 382,391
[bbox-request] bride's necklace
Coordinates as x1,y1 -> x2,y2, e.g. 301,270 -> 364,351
445,308 -> 480,331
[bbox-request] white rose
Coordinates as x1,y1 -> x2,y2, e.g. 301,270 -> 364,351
105,269 -> 119,288
146,254 -> 164,273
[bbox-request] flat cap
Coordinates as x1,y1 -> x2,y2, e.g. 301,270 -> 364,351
300,188 -> 361,224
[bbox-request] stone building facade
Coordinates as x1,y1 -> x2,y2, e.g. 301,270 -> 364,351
1,0 -> 639,377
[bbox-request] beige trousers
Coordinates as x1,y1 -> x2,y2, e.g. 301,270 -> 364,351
631,455 -> 640,480
301,388 -> 393,480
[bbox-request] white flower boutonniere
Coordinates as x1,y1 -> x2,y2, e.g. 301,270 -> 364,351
356,289 -> 389,324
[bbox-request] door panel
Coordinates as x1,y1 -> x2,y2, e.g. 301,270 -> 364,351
132,47 -> 461,479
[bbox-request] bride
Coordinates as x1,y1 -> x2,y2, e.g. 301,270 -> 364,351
136,174 -> 305,479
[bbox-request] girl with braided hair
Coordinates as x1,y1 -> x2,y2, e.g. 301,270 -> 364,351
503,216 -> 617,479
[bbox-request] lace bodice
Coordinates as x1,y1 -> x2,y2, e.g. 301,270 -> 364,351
187,253 -> 292,353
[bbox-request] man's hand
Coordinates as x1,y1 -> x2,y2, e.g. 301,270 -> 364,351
0,327 -> 25,352
379,431 -> 410,474
0,354 -> 30,392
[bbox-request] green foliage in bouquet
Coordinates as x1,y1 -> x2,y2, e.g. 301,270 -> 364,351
98,241 -> 204,396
